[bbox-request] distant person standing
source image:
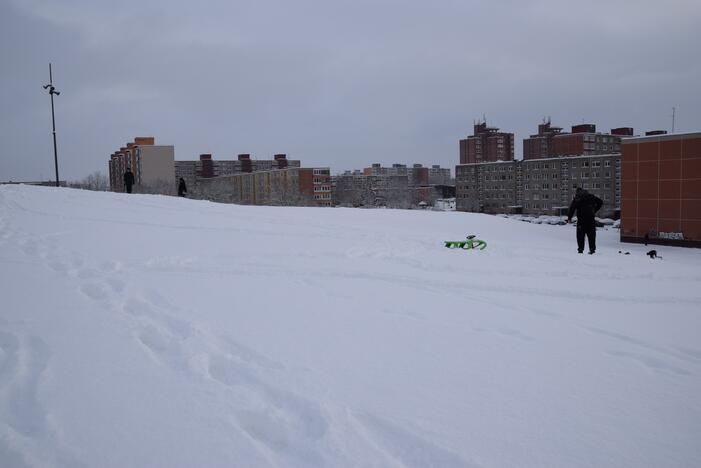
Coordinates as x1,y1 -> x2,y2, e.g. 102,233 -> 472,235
178,177 -> 188,197
567,187 -> 603,254
123,168 -> 135,194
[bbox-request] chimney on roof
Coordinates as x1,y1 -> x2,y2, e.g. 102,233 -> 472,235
239,154 -> 253,172
572,124 -> 596,134
611,127 -> 634,136
274,154 -> 288,169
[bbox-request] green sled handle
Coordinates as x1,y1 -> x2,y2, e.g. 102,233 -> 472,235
444,238 -> 487,250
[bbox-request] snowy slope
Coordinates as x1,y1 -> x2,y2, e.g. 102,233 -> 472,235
1,184 -> 700,468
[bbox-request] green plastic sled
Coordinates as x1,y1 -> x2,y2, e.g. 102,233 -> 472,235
444,237 -> 487,250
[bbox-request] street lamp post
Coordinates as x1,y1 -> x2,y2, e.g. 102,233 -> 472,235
43,63 -> 61,187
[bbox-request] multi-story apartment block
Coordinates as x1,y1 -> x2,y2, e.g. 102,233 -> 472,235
362,163 -> 452,186
456,154 -> 621,218
333,171 -> 411,208
455,161 -> 519,213
523,121 -> 629,160
108,137 -> 175,192
195,167 -> 331,207
428,164 -> 453,185
174,153 -> 301,190
459,122 -> 515,164
620,132 -> 701,247
336,163 -> 453,208
311,167 -> 333,206
521,154 -> 620,217
457,121 -> 628,218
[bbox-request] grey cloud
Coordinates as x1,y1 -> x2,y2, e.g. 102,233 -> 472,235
1,0 -> 700,181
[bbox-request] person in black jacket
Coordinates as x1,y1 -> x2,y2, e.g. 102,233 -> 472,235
567,187 -> 603,254
178,177 -> 187,197
123,168 -> 135,194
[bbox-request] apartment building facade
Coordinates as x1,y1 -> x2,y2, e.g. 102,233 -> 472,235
455,161 -> 518,213
335,163 -> 453,208
174,153 -> 301,189
523,122 -> 628,160
108,137 -> 175,193
456,120 -> 625,217
195,167 -> 331,207
459,122 -> 515,164
520,154 -> 620,217
620,132 -> 701,247
333,172 -> 411,208
456,154 -> 621,218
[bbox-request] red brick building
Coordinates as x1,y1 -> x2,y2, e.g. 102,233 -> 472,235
459,122 -> 514,164
620,132 -> 701,247
523,122 -> 627,160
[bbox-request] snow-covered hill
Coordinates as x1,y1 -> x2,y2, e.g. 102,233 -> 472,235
1,184 -> 700,468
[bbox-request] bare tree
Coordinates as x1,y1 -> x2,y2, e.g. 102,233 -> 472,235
70,171 -> 109,191
135,179 -> 177,196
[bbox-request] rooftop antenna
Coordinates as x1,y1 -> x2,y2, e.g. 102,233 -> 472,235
672,106 -> 676,133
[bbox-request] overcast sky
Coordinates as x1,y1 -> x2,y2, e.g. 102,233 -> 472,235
1,0 -> 700,181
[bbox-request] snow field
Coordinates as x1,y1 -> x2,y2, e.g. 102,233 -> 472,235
0,184 -> 700,467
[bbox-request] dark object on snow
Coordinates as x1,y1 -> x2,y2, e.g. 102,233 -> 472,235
618,251 -> 630,255
647,249 -> 662,259
644,233 -> 649,246
568,188 -> 603,254
445,236 -> 487,250
178,177 -> 188,197
123,168 -> 135,194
